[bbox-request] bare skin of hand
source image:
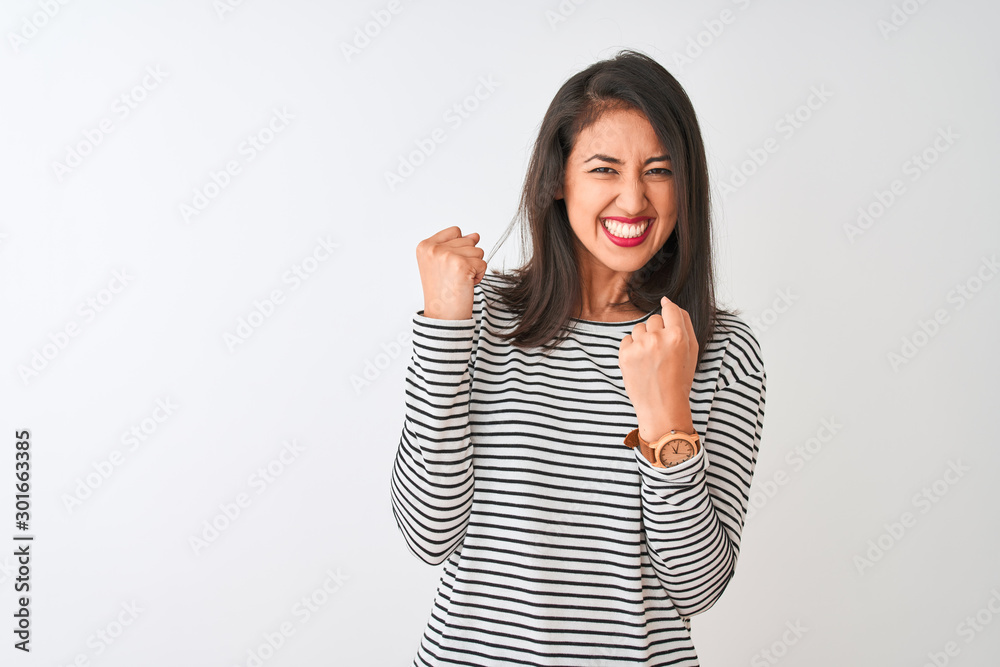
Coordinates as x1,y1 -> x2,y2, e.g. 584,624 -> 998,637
618,296 -> 699,465
415,226 -> 487,321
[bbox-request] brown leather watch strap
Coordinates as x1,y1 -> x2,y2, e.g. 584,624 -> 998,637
623,427 -> 658,465
623,427 -> 644,449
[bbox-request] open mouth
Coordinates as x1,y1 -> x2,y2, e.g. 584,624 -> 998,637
600,217 -> 654,246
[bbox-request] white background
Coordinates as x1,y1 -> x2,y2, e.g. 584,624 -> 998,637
1,0 -> 999,665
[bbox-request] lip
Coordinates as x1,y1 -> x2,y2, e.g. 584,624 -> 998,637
603,216 -> 653,224
600,216 -> 654,247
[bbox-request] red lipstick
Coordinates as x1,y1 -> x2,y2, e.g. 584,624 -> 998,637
600,216 -> 654,247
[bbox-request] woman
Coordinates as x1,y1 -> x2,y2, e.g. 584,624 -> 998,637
391,49 -> 766,666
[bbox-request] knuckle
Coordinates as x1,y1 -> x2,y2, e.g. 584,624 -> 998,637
663,329 -> 684,346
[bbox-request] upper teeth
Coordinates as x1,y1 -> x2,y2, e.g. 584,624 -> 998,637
602,219 -> 650,239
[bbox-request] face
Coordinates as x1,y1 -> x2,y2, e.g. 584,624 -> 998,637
556,107 -> 677,280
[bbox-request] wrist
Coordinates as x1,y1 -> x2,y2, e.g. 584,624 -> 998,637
636,415 -> 695,443
421,307 -> 472,321
635,395 -> 693,438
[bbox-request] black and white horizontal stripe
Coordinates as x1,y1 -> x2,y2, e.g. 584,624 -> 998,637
391,273 -> 767,666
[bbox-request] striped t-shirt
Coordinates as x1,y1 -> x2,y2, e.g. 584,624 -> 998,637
391,272 -> 767,666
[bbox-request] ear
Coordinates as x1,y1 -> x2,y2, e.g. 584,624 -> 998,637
555,185 -> 564,200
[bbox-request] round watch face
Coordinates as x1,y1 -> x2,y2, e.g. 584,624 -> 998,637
654,438 -> 697,467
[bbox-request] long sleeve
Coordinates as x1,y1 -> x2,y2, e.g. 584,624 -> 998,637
633,368 -> 767,618
390,310 -> 477,565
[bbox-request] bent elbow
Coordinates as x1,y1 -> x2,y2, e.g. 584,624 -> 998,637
674,567 -> 735,618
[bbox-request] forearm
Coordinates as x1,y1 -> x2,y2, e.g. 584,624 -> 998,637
390,313 -> 476,565
636,454 -> 736,616
634,370 -> 766,616
633,442 -> 736,616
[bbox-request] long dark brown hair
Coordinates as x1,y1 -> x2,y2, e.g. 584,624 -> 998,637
485,49 -> 737,362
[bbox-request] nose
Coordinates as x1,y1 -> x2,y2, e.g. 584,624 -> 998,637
615,178 -> 648,215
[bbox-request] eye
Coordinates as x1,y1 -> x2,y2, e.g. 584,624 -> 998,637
589,167 -> 617,174
647,168 -> 672,176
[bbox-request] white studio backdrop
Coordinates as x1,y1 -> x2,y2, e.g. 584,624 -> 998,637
1,0 -> 998,665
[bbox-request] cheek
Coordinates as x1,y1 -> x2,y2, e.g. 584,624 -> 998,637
574,182 -> 610,208
564,185 -> 601,218
653,187 -> 677,215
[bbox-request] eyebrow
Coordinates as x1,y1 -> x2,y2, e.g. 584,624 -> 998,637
583,153 -> 671,165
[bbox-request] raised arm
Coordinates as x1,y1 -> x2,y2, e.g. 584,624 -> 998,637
632,369 -> 766,617
391,225 -> 487,565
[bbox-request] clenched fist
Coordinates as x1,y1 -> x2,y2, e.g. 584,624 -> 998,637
416,226 -> 487,321
618,296 -> 699,442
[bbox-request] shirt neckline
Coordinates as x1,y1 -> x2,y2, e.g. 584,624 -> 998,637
567,308 -> 659,331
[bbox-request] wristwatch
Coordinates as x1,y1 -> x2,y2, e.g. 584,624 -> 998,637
623,427 -> 700,468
